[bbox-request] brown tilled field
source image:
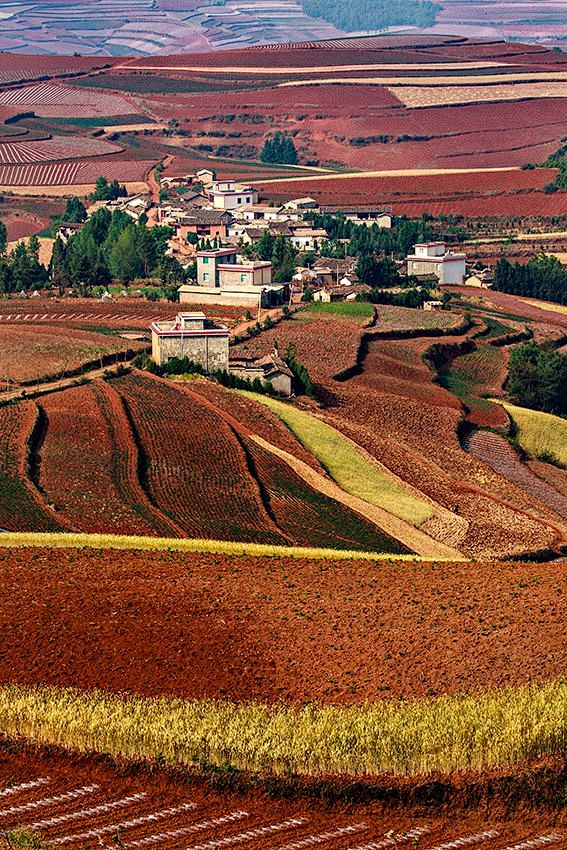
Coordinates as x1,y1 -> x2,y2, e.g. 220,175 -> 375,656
0,324 -> 146,384
0,297 -> 244,330
0,744 -> 563,849
0,547 -> 565,706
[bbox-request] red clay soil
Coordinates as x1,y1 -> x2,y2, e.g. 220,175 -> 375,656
0,547 -> 566,705
0,297 -> 244,328
452,288 -> 567,328
0,743 -> 564,844
318,330 -> 565,558
0,324 -> 145,384
37,383 -> 174,537
231,311 -> 367,384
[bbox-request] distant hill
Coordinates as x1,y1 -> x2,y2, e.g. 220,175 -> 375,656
0,0 -> 564,55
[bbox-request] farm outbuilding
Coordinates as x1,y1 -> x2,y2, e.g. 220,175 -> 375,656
229,351 -> 294,396
151,312 -> 229,372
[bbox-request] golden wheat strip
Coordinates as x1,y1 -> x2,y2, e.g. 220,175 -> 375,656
52,802 -> 197,845
113,811 -> 250,849
26,793 -> 147,830
0,786 -> 97,818
279,823 -> 368,849
187,818 -> 307,850
0,778 -> 50,797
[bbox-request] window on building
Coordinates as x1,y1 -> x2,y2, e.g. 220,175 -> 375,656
203,273 -> 209,282
203,256 -> 209,264
240,273 -> 247,283
238,198 -> 242,204
246,197 -> 251,203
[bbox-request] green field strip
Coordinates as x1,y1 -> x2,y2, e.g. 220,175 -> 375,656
241,393 -> 433,526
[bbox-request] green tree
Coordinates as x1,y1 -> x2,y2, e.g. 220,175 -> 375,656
508,341 -> 567,415
356,254 -> 400,287
256,229 -> 275,261
0,218 -> 7,254
49,236 -> 68,296
261,132 -> 298,165
108,224 -> 144,284
63,197 -> 87,223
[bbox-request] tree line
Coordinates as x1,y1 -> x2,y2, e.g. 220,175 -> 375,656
508,341 -> 567,416
260,133 -> 298,165
300,0 -> 439,31
308,213 -> 441,259
494,254 -> 567,306
50,207 -> 188,295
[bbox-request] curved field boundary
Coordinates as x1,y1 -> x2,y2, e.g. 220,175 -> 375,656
0,679 -> 565,777
241,393 -> 434,527
172,378 -> 409,553
91,381 -> 186,538
249,436 -> 464,560
499,402 -> 567,467
113,372 -> 286,545
253,167 -> 520,185
465,429 -> 567,523
0,532 -> 465,562
0,401 -> 70,533
123,61 -> 506,74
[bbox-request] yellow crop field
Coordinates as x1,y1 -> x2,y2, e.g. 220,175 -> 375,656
500,402 -> 567,466
0,532 -> 431,561
242,394 -> 433,526
0,681 -> 566,777
518,298 -> 567,316
390,81 -> 567,108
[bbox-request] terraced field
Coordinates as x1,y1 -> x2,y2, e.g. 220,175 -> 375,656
0,747 -> 562,850
0,324 -> 144,385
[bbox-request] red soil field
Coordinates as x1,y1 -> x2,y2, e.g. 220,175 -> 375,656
25,373 -> 402,551
232,310 -> 367,384
454,288 -> 567,328
111,371 -> 406,553
0,54 -> 113,77
0,546 -> 565,704
0,324 -> 145,384
143,75 -> 567,174
319,329 -> 564,558
2,210 -> 49,241
113,372 -> 287,545
259,168 -> 567,217
0,745 -> 561,847
126,40 -> 465,69
0,402 -> 62,532
0,83 -> 138,118
242,435 -> 405,553
0,158 -> 156,187
0,136 -> 122,165
0,297 -> 243,329
187,379 -> 323,471
37,382 -> 175,537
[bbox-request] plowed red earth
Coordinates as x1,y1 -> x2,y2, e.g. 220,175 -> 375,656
0,547 -> 565,705
0,297 -> 243,328
0,324 -> 145,384
257,168 -> 566,216
0,745 -> 563,848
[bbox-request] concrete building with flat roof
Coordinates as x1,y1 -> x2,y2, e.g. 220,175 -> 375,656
406,242 -> 466,285
209,180 -> 258,210
150,312 -> 229,371
197,248 -> 272,288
